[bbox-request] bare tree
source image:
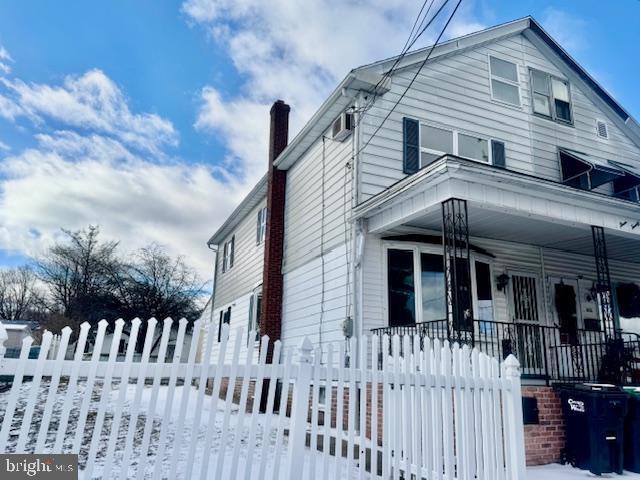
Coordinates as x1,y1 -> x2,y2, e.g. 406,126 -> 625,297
111,244 -> 205,351
36,226 -> 120,329
0,266 -> 44,321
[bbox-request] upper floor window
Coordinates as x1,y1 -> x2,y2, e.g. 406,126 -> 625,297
420,124 -> 496,166
530,69 -> 572,124
256,207 -> 267,245
489,56 -> 520,106
222,235 -> 235,272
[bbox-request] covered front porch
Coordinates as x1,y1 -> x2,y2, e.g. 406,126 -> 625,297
356,156 -> 640,384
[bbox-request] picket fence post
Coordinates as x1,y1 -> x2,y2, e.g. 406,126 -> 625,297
286,337 -> 314,479
503,354 -> 526,480
0,321 -> 7,360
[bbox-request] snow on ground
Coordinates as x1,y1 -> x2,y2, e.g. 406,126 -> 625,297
528,463 -> 640,479
0,379 -> 360,479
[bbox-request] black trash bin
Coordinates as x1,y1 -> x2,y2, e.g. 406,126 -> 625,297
559,383 -> 628,475
624,387 -> 640,473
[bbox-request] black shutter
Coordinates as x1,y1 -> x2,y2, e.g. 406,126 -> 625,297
218,310 -> 224,342
256,210 -> 261,244
403,117 -> 420,175
491,140 -> 506,168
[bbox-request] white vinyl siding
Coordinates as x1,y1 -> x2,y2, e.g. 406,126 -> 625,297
358,33 -> 640,201
213,199 -> 266,309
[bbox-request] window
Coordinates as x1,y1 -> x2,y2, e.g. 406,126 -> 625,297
256,207 -> 267,245
386,246 -> 494,327
387,249 -> 416,326
530,69 -> 572,124
218,307 -> 231,342
222,236 -> 235,272
489,56 -> 520,106
420,125 -> 453,165
474,261 -> 495,333
248,287 -> 262,344
421,253 -> 446,322
418,123 -> 498,167
458,133 -> 489,163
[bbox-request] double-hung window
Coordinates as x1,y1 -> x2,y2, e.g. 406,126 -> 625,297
222,235 -> 235,272
489,56 -> 521,106
256,207 -> 267,245
420,125 -> 494,167
530,69 -> 572,124
248,287 -> 262,344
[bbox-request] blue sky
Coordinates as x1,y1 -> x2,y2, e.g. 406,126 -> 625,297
0,0 -> 638,278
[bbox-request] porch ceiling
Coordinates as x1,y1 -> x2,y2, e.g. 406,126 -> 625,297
404,203 -> 640,263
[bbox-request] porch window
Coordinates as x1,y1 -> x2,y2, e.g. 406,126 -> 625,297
612,161 -> 640,202
530,68 -> 573,124
474,261 -> 495,333
616,283 -> 640,335
421,253 -> 446,322
387,249 -> 416,326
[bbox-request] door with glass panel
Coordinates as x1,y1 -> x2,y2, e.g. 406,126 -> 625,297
508,271 -> 545,374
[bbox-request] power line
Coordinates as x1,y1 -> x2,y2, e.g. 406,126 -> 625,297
356,0 -> 463,157
355,0 -> 448,121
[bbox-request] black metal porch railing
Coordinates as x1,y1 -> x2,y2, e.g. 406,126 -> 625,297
371,319 -> 640,385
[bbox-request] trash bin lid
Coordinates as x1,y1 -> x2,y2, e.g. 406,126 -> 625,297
623,387 -> 640,397
578,383 -> 621,392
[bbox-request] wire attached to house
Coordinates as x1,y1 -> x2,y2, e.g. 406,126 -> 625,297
355,0 -> 441,122
319,135 -> 327,346
355,0 -> 463,155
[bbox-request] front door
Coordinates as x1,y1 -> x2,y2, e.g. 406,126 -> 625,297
552,278 -> 579,345
508,272 -> 544,373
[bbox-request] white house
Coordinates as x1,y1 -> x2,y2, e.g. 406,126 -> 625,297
203,17 -> 640,465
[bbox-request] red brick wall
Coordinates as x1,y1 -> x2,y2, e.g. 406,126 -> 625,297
522,386 -> 565,466
261,100 -> 290,362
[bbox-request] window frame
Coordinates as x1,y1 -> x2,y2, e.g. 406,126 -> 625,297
488,54 -> 522,107
256,207 -> 267,245
382,242 -> 496,326
419,122 -> 496,167
528,68 -> 574,126
248,285 -> 262,345
222,235 -> 235,273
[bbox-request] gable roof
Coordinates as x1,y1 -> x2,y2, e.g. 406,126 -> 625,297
274,16 -> 640,171
208,16 -> 640,245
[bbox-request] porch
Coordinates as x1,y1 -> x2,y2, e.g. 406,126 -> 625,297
356,155 -> 640,385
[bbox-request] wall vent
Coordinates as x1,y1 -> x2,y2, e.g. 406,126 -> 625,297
596,120 -> 608,139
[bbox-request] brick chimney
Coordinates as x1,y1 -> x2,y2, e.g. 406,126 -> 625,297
261,100 -> 290,356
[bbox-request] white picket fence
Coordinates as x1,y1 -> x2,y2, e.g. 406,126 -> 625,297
0,319 -> 526,479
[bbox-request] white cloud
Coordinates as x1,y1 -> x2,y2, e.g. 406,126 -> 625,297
0,130 -> 246,279
185,0 -> 485,172
0,138 -> 10,151
1,69 -> 178,155
541,7 -> 588,53
0,46 -> 12,75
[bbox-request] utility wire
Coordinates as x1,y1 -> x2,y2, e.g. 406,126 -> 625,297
355,0 -> 447,121
356,0 -> 463,157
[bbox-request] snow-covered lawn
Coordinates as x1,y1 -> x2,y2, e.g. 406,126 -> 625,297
528,463 -> 640,479
0,379 -> 359,479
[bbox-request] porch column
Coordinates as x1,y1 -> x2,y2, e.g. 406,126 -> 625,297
591,225 -> 623,384
441,198 -> 473,344
591,225 -> 618,338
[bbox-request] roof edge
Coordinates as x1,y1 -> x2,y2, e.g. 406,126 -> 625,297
208,174 -> 268,246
